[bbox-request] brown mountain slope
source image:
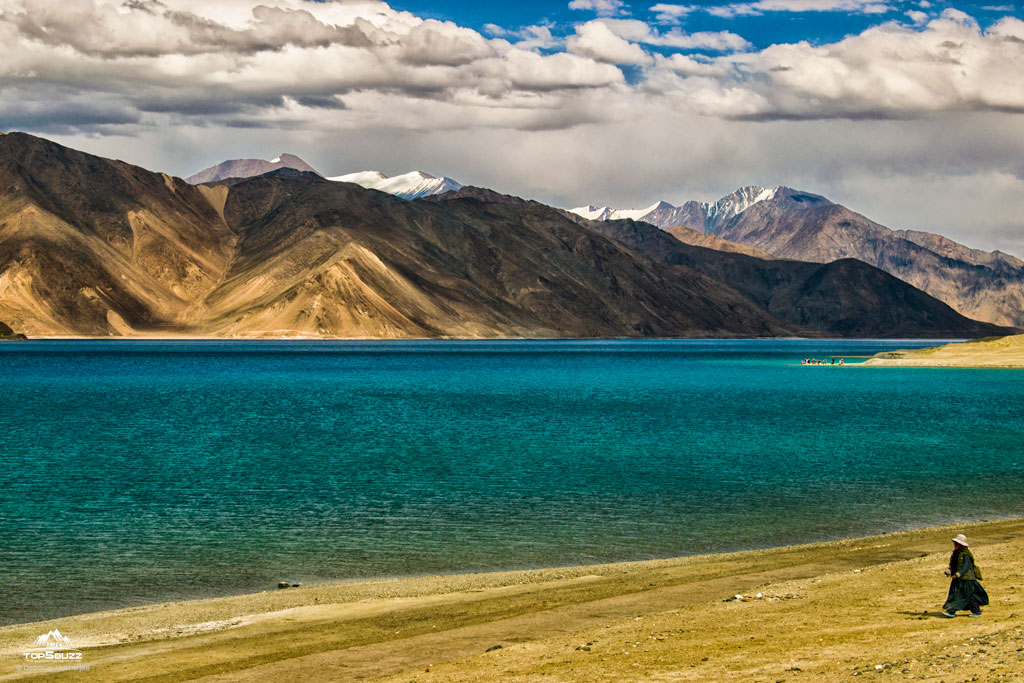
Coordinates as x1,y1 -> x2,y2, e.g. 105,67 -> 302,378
584,217 -> 1015,339
664,225 -> 774,259
203,178 -> 797,338
709,188 -> 1024,327
0,133 -> 797,338
0,132 -> 234,335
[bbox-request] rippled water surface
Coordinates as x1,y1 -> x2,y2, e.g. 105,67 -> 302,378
2,339 -> 1022,624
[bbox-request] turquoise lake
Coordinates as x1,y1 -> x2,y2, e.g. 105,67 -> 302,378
2,339 -> 1023,625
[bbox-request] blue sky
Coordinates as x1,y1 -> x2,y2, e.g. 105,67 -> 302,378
3,0 -> 1024,254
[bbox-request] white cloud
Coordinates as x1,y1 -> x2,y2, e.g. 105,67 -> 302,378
600,18 -> 752,51
400,19 -> 496,65
662,10 -> 1024,120
706,0 -> 893,18
649,3 -> 696,24
567,0 -> 628,17
486,24 -> 560,52
567,20 -> 652,65
905,10 -> 929,24
0,0 -> 628,134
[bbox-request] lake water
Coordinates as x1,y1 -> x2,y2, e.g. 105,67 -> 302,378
2,339 -> 1022,625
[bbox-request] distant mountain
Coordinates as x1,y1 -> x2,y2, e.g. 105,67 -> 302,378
186,154 -> 321,185
705,188 -> 1024,328
570,187 -> 780,232
569,200 -> 692,227
580,217 -> 1014,339
575,186 -> 1024,327
330,170 -> 462,199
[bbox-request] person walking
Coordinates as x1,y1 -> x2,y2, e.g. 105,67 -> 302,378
941,533 -> 988,617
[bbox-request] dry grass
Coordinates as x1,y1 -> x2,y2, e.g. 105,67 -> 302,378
864,334 -> 1024,368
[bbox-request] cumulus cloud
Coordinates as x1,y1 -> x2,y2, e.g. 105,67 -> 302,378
484,23 -> 560,51
567,20 -> 652,65
399,19 -> 496,65
4,0 -> 1020,135
567,0 -> 627,17
905,10 -> 929,24
600,19 -> 752,51
0,0 -> 627,132
656,10 -> 1024,120
649,3 -> 696,24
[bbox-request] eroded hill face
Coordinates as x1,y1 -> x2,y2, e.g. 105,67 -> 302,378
0,134 -> 797,338
205,177 -> 797,338
0,134 -> 235,336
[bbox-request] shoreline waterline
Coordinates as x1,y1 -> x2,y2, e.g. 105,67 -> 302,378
2,509 -> 1018,628
2,515 -> 1019,630
2,516 -> 1022,682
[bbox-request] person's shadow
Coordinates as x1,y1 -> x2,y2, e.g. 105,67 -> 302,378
898,611 -> 951,619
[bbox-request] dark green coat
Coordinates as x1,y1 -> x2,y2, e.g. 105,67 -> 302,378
943,549 -> 989,612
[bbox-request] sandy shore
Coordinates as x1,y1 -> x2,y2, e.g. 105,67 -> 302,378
2,518 -> 1023,682
864,334 -> 1024,368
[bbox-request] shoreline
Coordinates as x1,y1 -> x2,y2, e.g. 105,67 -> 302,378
3,517 -> 1023,681
5,514 -> 1019,630
864,333 -> 1024,368
5,336 -> 961,343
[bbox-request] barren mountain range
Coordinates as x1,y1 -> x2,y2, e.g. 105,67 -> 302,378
0,132 -> 1015,339
200,154 -> 1024,329
578,187 -> 1024,328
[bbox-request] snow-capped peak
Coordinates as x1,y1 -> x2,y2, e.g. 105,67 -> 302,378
569,205 -> 613,221
329,170 -> 462,199
705,186 -> 776,228
567,186 -> 791,232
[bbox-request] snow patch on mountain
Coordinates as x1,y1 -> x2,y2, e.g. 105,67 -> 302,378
570,200 -> 688,225
704,186 -> 778,230
570,186 -> 797,232
569,205 -> 614,221
330,170 -> 462,199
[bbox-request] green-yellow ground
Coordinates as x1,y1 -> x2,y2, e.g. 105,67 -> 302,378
2,518 -> 1023,681
864,334 -> 1024,368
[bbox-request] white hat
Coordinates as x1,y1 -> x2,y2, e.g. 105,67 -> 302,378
952,534 -> 969,547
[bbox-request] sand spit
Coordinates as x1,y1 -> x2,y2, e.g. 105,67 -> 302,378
865,333 -> 1024,368
1,518 -> 1023,681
